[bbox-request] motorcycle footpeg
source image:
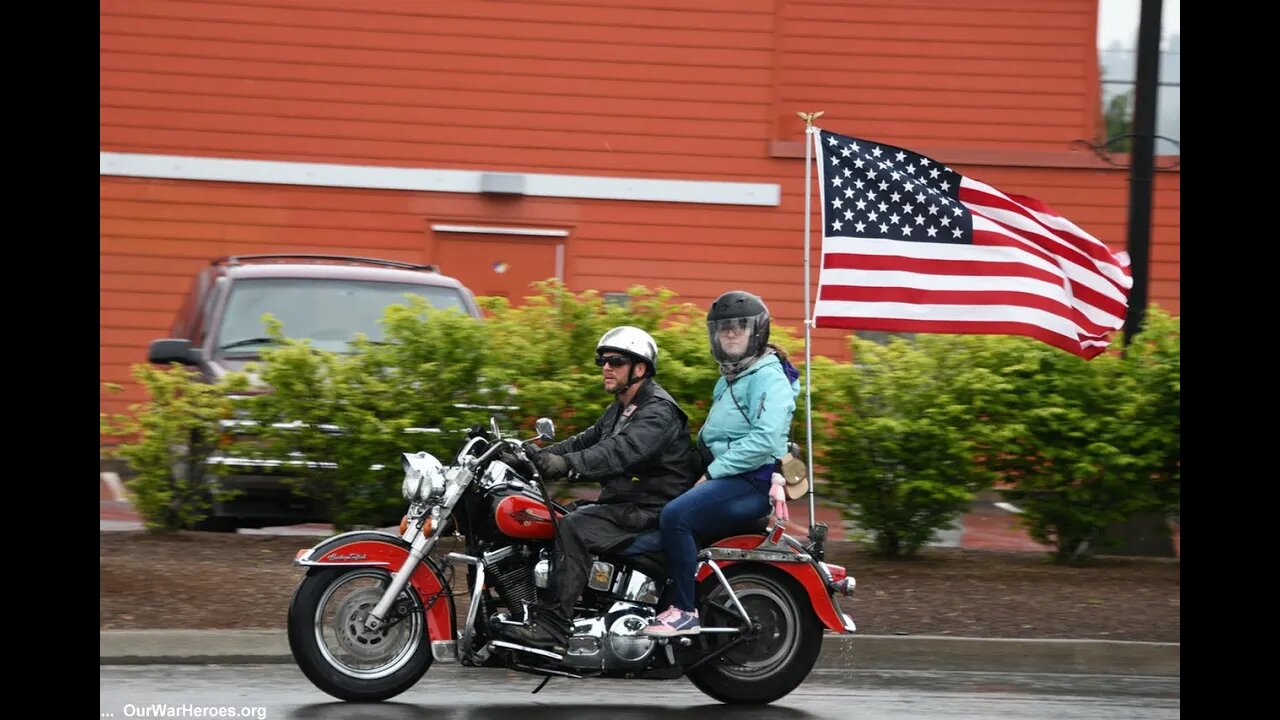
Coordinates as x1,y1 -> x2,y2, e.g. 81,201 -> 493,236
653,636 -> 695,647
490,639 -> 565,661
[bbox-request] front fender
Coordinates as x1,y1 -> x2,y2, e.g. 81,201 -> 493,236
696,534 -> 854,634
296,531 -> 456,645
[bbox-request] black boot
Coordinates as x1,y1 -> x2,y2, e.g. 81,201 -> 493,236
495,608 -> 571,652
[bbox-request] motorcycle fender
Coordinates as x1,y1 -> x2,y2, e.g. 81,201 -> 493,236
296,531 -> 456,644
695,537 -> 848,634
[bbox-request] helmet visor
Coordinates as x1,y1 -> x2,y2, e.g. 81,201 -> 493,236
708,313 -> 765,364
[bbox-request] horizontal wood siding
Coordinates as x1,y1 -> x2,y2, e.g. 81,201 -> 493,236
773,0 -> 1100,152
101,0 -> 778,179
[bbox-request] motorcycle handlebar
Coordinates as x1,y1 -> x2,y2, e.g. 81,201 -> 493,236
473,437 -> 524,467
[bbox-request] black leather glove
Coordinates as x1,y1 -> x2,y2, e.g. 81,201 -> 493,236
495,444 -> 523,468
531,450 -> 570,481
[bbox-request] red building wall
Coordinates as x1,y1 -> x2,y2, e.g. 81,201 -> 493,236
100,0 -> 1180,418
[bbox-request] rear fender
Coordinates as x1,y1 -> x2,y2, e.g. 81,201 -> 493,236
695,533 -> 852,634
296,531 -> 456,644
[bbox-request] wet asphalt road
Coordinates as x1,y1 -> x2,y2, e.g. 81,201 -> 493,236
100,664 -> 1179,720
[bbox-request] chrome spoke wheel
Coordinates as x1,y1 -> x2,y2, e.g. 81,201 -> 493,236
702,576 -> 800,679
690,568 -> 824,705
313,569 -> 422,679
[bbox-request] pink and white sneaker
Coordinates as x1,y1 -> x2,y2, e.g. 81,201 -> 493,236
643,606 -> 701,636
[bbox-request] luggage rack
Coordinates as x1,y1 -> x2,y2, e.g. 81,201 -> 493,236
213,254 -> 439,273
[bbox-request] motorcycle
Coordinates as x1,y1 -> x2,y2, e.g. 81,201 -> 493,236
286,417 -> 857,705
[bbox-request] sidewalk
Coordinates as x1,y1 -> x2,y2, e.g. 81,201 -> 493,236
99,629 -> 1179,676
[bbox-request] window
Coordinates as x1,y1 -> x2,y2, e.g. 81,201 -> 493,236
603,293 -> 631,309
1097,0 -> 1180,156
215,278 -> 470,354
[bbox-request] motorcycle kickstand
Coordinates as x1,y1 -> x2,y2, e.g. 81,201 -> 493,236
532,676 -> 552,694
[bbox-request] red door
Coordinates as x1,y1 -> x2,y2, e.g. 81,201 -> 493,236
432,235 -> 562,303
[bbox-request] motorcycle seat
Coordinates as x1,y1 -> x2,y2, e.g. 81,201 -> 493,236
619,515 -> 772,557
601,515 -> 772,583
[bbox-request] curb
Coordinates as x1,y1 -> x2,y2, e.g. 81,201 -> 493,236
816,634 -> 1179,676
100,630 -> 1178,677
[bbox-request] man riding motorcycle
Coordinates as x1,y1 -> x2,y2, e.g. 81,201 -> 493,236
496,325 -> 699,651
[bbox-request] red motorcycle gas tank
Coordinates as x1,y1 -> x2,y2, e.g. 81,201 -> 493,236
494,495 -> 564,540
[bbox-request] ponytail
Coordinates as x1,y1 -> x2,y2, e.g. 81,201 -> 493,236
767,343 -> 800,384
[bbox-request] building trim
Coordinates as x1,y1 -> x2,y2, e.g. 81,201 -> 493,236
430,224 -> 570,238
99,152 -> 781,207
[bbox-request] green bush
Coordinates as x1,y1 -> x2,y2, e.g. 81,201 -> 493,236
246,303 -> 495,531
100,364 -> 249,533
814,335 -> 996,558
106,276 -> 1179,563
805,311 -> 1178,564
1122,308 -> 1180,520
476,281 -> 642,440
971,310 -> 1179,564
239,281 -> 811,516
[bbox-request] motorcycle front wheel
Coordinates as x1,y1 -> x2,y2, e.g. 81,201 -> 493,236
688,565 -> 824,704
287,566 -> 434,702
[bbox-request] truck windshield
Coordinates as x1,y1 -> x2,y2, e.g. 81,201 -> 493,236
215,278 -> 470,354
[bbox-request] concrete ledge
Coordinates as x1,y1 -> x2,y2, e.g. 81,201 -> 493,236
101,630 -> 1178,676
818,634 -> 1179,676
101,630 -> 291,665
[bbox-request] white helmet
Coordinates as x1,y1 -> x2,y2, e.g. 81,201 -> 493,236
596,325 -> 659,376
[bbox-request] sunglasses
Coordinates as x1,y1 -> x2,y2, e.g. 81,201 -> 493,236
595,355 -> 631,368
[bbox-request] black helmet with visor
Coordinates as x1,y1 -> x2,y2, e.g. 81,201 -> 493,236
707,291 -> 771,373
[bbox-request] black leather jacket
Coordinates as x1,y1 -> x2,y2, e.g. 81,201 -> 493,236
543,379 -> 698,511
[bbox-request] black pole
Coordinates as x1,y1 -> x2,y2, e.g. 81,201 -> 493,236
1121,0 -> 1163,346
1108,0 -> 1176,560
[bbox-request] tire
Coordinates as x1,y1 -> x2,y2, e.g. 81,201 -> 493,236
287,566 -> 434,702
687,565 -> 824,705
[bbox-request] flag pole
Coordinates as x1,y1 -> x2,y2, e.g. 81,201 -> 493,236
797,110 -> 822,544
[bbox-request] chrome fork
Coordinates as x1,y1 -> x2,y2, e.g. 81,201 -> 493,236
363,524 -> 437,632
363,463 -> 473,632
446,553 -> 488,659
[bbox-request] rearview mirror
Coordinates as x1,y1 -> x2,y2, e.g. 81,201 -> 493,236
148,338 -> 199,365
535,417 -> 555,441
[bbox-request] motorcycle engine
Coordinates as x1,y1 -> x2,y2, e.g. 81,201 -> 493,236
605,609 -> 657,666
563,602 -> 658,672
484,546 -> 538,620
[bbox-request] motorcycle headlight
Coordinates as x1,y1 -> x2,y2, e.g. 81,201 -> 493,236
401,451 -> 446,503
402,464 -> 424,502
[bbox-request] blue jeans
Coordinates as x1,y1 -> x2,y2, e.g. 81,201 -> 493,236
658,473 -> 772,612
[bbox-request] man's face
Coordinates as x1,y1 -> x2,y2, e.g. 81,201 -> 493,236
598,352 -> 634,394
717,320 -> 750,359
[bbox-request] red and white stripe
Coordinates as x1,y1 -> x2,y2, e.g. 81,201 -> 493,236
813,148 -> 1131,359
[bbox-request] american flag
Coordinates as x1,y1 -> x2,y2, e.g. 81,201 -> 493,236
811,128 -> 1132,359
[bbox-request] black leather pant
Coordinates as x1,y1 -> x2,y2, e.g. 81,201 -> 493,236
544,502 -> 659,627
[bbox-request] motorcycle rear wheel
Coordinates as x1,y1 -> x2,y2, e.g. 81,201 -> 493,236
287,566 -> 434,702
688,566 -> 824,704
